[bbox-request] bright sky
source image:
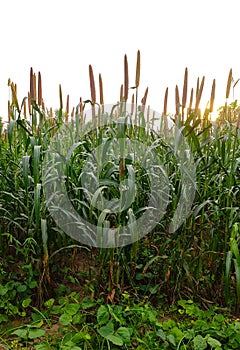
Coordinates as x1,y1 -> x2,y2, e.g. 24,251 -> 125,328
0,0 -> 240,122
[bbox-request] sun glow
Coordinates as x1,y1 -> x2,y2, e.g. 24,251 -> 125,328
209,109 -> 219,121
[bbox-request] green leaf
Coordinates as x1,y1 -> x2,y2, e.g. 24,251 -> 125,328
72,313 -> 85,325
22,155 -> 30,190
0,285 -> 8,296
171,326 -> 184,342
0,314 -> 8,323
234,259 -> 240,301
34,183 -> 41,228
22,297 -> 32,308
97,305 -> 109,325
71,331 -> 86,343
44,298 -> 55,308
162,319 -> 176,330
17,284 -> 27,292
107,334 -> 123,346
90,186 -> 108,209
33,145 -> 41,185
29,280 -> 38,288
230,238 -> 240,262
156,328 -> 166,341
81,296 -> 96,309
28,328 -> 46,339
115,327 -> 132,345
107,305 -> 122,324
59,313 -> 72,325
35,343 -> 51,350
12,328 -> 28,338
207,336 -> 222,348
98,321 -> 114,338
193,335 -> 207,350
213,314 -> 225,323
64,303 -> 80,315
167,334 -> 176,346
225,250 -> 232,301
149,284 -> 159,294
34,320 -> 44,328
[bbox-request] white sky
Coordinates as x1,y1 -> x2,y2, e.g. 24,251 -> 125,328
0,0 -> 240,121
